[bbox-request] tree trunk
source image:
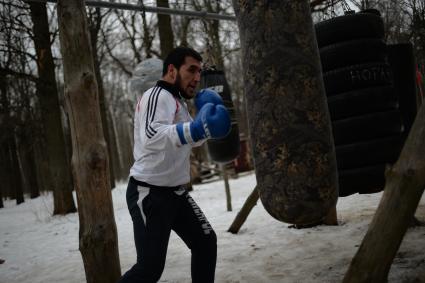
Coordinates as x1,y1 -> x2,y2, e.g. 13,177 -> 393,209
28,145 -> 41,199
22,123 -> 41,199
3,145 -> 15,201
34,137 -> 50,193
228,186 -> 259,234
10,137 -> 24,205
0,182 -> 3,208
141,11 -> 153,59
17,129 -> 40,199
0,145 -> 10,207
57,1 -> 121,281
343,105 -> 425,283
29,2 -> 76,214
0,147 -> 4,208
118,116 -> 134,176
0,72 -> 24,204
232,1 -> 338,225
19,85 -> 41,199
97,65 -> 117,187
195,0 -> 224,69
157,0 -> 174,58
108,107 -> 124,181
89,8 -> 116,189
178,17 -> 191,47
0,72 -> 12,203
204,19 -> 224,69
411,3 -> 425,68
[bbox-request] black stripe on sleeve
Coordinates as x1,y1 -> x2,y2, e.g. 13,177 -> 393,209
145,87 -> 160,138
148,88 -> 161,135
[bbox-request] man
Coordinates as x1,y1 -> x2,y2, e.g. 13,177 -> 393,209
118,46 -> 231,283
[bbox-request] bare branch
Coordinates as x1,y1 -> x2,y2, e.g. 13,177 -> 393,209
0,67 -> 38,82
100,27 -> 132,76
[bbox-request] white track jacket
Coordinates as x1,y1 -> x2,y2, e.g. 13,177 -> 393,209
130,80 -> 203,187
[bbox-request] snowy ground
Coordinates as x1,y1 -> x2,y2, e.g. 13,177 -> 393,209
1,172 -> 425,283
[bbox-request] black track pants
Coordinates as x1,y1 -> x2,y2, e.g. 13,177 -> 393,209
118,178 -> 217,283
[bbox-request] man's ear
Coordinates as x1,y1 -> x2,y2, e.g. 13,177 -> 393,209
168,64 -> 176,81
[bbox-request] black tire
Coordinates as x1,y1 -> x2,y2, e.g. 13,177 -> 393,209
323,62 -> 393,95
388,44 -> 418,136
335,136 -> 403,170
320,39 -> 387,72
359,9 -> 382,17
327,86 -> 398,120
338,164 -> 386,197
332,110 -> 403,146
315,11 -> 384,48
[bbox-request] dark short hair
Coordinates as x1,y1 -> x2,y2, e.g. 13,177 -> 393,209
162,46 -> 202,76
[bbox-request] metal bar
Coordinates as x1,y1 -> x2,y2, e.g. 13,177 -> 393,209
25,0 -> 237,21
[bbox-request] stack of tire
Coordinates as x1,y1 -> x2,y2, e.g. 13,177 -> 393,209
315,9 -> 417,197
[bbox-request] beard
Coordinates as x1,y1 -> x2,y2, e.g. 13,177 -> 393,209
174,72 -> 192,99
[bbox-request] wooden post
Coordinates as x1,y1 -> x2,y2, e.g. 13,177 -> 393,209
57,0 -> 121,282
343,103 -> 425,283
228,186 -> 259,234
220,163 -> 232,211
324,205 -> 338,225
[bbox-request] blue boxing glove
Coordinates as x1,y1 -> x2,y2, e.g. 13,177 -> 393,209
194,89 -> 223,111
176,103 -> 231,145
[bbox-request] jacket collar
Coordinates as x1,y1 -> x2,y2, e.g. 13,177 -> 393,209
156,80 -> 183,99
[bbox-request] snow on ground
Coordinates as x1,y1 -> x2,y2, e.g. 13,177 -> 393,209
1,172 -> 425,283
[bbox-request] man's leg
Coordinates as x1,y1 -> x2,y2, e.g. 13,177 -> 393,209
118,185 -> 174,283
172,191 -> 217,283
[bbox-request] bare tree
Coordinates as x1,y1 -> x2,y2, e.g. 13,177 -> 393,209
104,74 -> 134,180
343,98 -> 425,283
348,0 -> 424,66
409,0 -> 425,66
108,6 -> 158,70
0,184 -> 3,208
15,71 -> 40,199
0,74 -> 25,205
0,0 -> 35,205
29,1 -> 77,214
57,0 -> 121,281
157,0 -> 174,58
191,0 -> 226,68
98,5 -> 165,182
88,7 -> 117,189
174,11 -> 193,47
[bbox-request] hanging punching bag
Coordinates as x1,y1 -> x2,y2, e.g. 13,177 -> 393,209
200,69 -> 240,163
234,1 -> 338,225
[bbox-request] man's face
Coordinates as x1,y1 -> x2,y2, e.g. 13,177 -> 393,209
174,56 -> 202,99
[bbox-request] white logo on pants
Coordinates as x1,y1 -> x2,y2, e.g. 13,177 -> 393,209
186,194 -> 213,235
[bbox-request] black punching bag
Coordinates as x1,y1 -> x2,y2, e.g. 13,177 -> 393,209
200,69 -> 240,163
